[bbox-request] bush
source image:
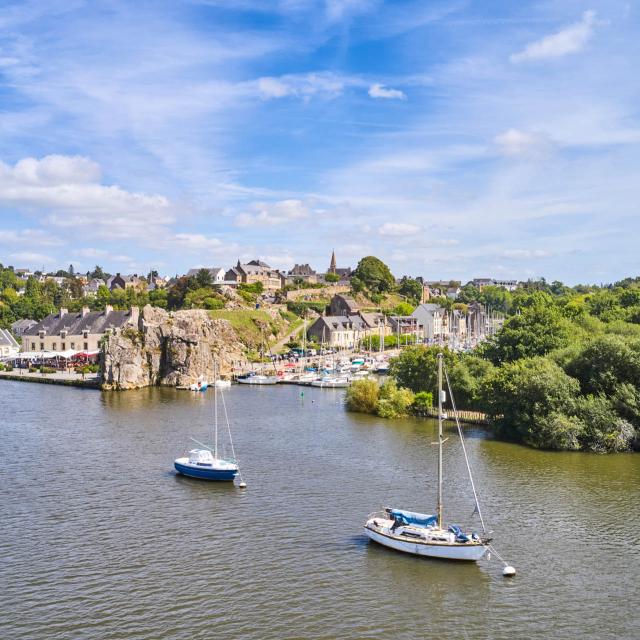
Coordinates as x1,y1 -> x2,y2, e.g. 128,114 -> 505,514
376,380 -> 414,418
0,362 -> 5,371
345,378 -> 379,414
412,391 -> 433,412
573,395 -> 636,452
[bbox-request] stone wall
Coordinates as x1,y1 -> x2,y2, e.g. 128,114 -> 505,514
100,305 -> 245,390
285,284 -> 350,301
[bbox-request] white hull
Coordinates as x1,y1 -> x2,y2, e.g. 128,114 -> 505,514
214,379 -> 231,388
364,525 -> 488,561
311,378 -> 350,388
236,376 -> 278,385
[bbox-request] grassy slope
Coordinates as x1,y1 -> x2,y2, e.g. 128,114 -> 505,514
209,308 -> 292,349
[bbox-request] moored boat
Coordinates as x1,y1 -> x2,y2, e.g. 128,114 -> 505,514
363,353 -> 492,561
175,365 -> 242,483
310,376 -> 350,388
174,448 -> 238,481
236,373 -> 279,385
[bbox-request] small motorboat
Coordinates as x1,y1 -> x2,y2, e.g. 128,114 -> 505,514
189,376 -> 208,392
174,448 -> 238,481
236,373 -> 278,385
311,376 -> 350,388
214,379 -> 231,388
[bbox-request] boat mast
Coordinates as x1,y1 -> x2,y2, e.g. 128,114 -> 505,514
437,352 -> 444,529
214,361 -> 218,459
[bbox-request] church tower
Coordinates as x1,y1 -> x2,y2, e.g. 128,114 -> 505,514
329,250 -> 337,274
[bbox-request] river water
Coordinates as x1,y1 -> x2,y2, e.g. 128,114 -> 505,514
1,381 -> 639,639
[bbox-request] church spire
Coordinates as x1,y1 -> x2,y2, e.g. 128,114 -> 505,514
329,249 -> 337,274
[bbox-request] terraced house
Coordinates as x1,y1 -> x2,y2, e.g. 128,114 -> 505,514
21,306 -> 139,353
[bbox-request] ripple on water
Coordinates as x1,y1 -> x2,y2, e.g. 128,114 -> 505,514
1,382 -> 639,640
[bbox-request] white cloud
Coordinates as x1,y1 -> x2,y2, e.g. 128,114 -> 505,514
510,10 -> 597,63
379,222 -> 421,236
501,249 -> 554,260
494,128 -> 549,156
168,233 -> 224,252
0,155 -> 174,238
0,228 -> 63,246
236,199 -> 310,226
9,251 -> 56,265
368,83 -> 406,100
256,72 -> 353,100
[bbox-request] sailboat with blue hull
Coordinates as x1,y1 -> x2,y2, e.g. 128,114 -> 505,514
174,366 -> 241,482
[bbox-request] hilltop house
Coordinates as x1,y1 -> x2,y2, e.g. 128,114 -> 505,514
329,294 -> 359,316
21,306 -> 139,354
224,260 -> 282,292
83,278 -> 106,296
282,264 -> 318,285
107,273 -> 145,292
186,267 -> 226,284
0,329 -> 20,359
471,278 -> 519,292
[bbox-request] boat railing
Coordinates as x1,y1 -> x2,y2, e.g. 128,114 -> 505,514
366,510 -> 390,522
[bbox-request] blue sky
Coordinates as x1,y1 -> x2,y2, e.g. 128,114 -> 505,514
0,0 -> 639,284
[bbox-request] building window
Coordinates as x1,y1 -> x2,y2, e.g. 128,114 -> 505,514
84,342 -> 88,350
70,342 -> 75,350
31,342 -> 36,350
52,343 -> 57,351
61,343 -> 66,351
83,331 -> 89,339
40,342 -> 45,350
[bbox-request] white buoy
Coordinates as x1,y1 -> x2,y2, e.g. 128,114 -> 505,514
239,481 -> 247,489
503,565 -> 516,577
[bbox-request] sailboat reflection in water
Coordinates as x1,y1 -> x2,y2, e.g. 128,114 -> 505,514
174,365 -> 242,483
364,353 -> 492,561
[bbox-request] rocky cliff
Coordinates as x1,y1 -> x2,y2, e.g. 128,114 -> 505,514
100,305 -> 246,390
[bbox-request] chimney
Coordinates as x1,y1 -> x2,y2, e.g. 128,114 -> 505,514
60,307 -> 68,317
82,306 -> 90,317
105,304 -> 113,314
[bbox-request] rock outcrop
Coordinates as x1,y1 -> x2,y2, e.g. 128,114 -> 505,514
100,305 -> 245,390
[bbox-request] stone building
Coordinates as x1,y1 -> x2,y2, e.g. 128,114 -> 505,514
224,260 -> 282,292
21,306 -> 138,353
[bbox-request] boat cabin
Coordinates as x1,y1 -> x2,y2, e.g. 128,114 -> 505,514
188,449 -> 215,466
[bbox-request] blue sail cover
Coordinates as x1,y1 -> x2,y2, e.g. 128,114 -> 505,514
389,509 -> 437,527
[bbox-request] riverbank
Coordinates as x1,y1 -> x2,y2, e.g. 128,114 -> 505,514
0,370 -> 100,388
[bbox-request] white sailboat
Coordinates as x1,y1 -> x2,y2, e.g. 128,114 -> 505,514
364,353 -> 491,561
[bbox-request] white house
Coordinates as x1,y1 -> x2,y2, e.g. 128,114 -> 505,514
186,267 -> 226,284
0,329 -> 20,359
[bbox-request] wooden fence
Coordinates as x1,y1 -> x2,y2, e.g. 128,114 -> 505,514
414,407 -> 489,425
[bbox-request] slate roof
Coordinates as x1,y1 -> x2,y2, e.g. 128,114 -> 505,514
0,328 -> 20,348
11,318 -> 37,334
23,309 -> 135,336
314,315 -> 368,332
186,267 -> 223,278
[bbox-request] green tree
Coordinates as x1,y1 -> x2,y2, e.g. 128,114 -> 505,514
481,303 -> 572,364
376,380 -> 414,418
398,277 -> 422,303
352,256 -> 395,293
195,268 -> 213,288
324,272 -> 340,283
480,357 -> 581,448
345,378 -> 379,414
564,335 -> 640,396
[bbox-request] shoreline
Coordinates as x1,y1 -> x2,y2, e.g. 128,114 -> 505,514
0,371 -> 100,389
